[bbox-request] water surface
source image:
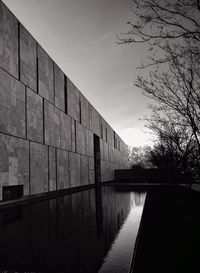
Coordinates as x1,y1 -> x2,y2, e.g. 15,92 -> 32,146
0,186 -> 146,273
99,192 -> 145,273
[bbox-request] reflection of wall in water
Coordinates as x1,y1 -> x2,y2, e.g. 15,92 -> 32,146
101,187 -> 131,243
0,187 -> 132,273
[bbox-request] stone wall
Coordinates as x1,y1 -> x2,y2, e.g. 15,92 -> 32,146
0,1 -> 129,200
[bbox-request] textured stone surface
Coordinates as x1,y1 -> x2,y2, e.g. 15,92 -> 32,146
57,148 -> 69,190
85,129 -> 94,157
44,101 -> 60,148
49,146 -> 56,191
71,119 -> 76,152
89,105 -> 100,136
110,163 -> 115,180
100,140 -> 109,162
76,123 -> 86,155
101,118 -> 108,142
0,1 -> 18,78
0,68 -> 26,138
60,112 -> 71,151
101,161 -> 107,182
104,141 -> 109,162
30,142 -> 48,195
38,45 -> 54,103
101,161 -> 114,182
0,2 -> 129,193
113,149 -> 119,165
107,125 -> 114,146
69,152 -> 81,187
20,24 -> 37,91
80,155 -> 89,185
88,157 -> 95,184
54,63 -> 65,111
27,87 -> 43,143
121,142 -> 129,162
105,161 -> 114,182
108,145 -> 114,163
0,133 -> 29,200
80,94 -> 89,129
67,79 -> 80,122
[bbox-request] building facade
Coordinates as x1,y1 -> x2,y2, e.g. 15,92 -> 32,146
0,1 -> 128,201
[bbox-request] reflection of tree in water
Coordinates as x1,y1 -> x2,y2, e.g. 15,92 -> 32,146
101,187 -> 131,236
131,192 -> 146,207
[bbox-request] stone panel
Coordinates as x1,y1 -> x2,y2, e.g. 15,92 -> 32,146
107,125 -> 114,147
76,123 -> 86,155
101,161 -> 106,182
67,79 -> 80,122
101,161 -> 108,182
113,149 -> 118,165
30,142 -> 48,195
60,112 -> 71,151
44,101 -> 60,148
88,157 -> 95,184
89,105 -> 100,136
57,148 -> 69,190
49,146 -> 56,191
38,45 -> 54,103
121,142 -> 129,161
86,129 -> 94,157
0,133 -> 29,200
101,118 -> 108,142
71,119 -> 76,152
109,163 -> 115,181
27,87 -> 43,143
0,68 -> 25,138
0,1 -> 18,78
20,24 -> 37,91
69,152 -> 81,187
100,140 -> 103,160
80,155 -> 89,185
80,94 -> 89,129
103,141 -> 109,162
100,161 -> 115,182
0,0 -> 129,195
116,150 -> 120,166
108,145 -> 114,163
54,63 -> 65,111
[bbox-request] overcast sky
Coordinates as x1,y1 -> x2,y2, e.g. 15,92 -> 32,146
3,0 -> 153,147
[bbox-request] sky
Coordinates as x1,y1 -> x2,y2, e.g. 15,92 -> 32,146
3,0 -> 153,147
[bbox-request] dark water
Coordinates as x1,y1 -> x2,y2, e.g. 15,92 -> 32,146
0,186 -> 145,273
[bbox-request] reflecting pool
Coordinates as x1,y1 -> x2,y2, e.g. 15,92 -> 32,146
0,186 -> 146,273
99,192 -> 145,273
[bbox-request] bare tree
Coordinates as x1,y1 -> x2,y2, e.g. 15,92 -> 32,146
119,0 -> 200,178
145,110 -> 196,172
129,145 -> 153,168
136,44 -> 200,152
118,0 -> 200,66
118,1 -> 200,43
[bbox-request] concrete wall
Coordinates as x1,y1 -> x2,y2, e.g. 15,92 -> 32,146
0,1 -> 129,200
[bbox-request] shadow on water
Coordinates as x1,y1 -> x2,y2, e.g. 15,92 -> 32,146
0,186 -> 146,273
130,185 -> 200,273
